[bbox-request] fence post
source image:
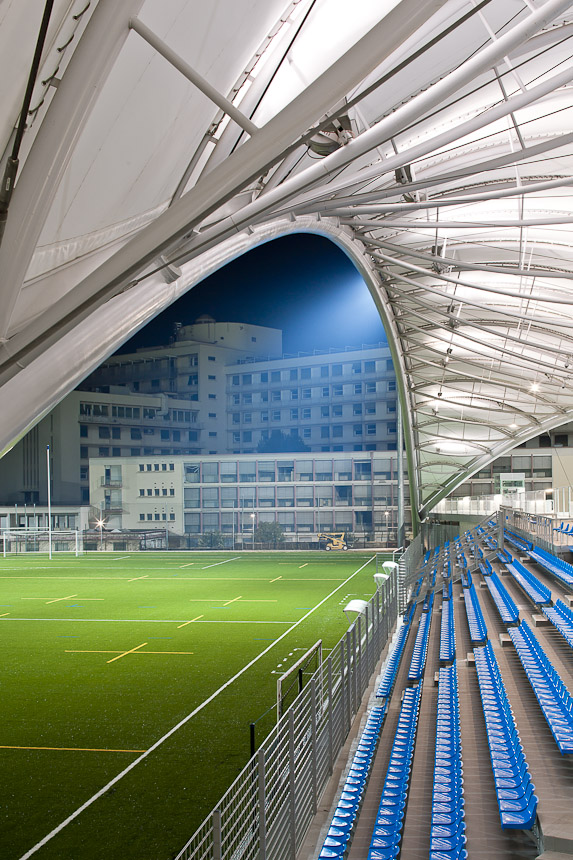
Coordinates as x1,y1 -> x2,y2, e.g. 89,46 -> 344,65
213,809 -> 222,860
310,677 -> 318,814
351,625 -> 358,716
365,604 -> 371,681
258,748 -> 267,860
288,709 -> 296,859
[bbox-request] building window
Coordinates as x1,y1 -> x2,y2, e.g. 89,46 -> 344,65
290,368 -> 298,380
290,408 -> 298,420
387,401 -> 397,413
139,489 -> 145,497
261,391 -> 269,402
271,371 -> 281,382
261,410 -> 269,422
302,428 -> 311,438
260,372 -> 268,383
352,362 -> 361,374
321,426 -> 330,438
365,402 -> 376,415
242,374 -> 252,385
366,423 -> 376,435
387,359 -> 393,370
353,403 -> 362,415
243,431 -> 252,442
208,413 -> 216,418
364,360 -> 375,373
80,446 -> 88,459
232,432 -> 240,443
353,424 -> 363,436
139,514 -> 145,521
112,447 -> 121,456
112,427 -> 121,439
300,367 -> 310,379
302,388 -> 311,399
322,386 -> 329,397
98,427 -> 110,439
320,365 -> 329,377
321,405 -> 329,417
332,364 -> 342,376
272,410 -> 281,421
243,393 -> 252,404
173,430 -> 181,442
332,425 -> 343,437
333,384 -> 343,396
244,413 -> 252,423
208,431 -> 217,437
354,383 -> 362,395
161,430 -> 169,440
555,434 -> 568,447
80,425 -> 88,438
151,379 -> 160,388
208,374 -> 216,380
208,393 -> 216,400
232,375 -> 239,385
232,394 -> 240,405
290,389 -> 298,400
208,356 -> 216,362
131,448 -> 141,455
302,408 -> 311,419
189,354 -> 198,366
99,447 -> 110,456
388,422 -> 397,434
232,413 -> 240,424
131,428 -> 142,440
388,380 -> 396,391
365,381 -> 376,394
188,374 -> 198,385
332,404 -> 342,417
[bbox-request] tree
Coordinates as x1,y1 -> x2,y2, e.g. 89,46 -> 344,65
254,521 -> 285,548
257,430 -> 310,453
199,530 -> 226,549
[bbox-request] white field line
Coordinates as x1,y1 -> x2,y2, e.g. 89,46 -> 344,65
18,555 -> 374,859
110,556 -> 131,561
1,618 -> 293,624
201,556 -> 240,569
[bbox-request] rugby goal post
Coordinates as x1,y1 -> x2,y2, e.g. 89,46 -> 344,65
1,529 -> 83,557
277,639 -> 322,721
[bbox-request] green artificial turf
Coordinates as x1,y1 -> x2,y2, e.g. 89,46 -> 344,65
0,550 -> 384,860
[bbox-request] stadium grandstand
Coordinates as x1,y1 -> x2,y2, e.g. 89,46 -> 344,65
1,2 -> 573,859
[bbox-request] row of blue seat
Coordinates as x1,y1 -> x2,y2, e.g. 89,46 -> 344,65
377,617 -> 413,699
474,642 -> 538,830
552,521 -> 573,534
367,684 -> 422,860
430,663 -> 467,860
528,545 -> 573,588
508,621 -> 573,755
504,530 -> 533,552
318,705 -> 387,859
479,558 -> 492,576
408,601 -> 433,682
497,548 -> 512,564
443,579 -> 453,602
423,590 -> 435,613
463,583 -> 488,644
543,599 -> 573,648
484,570 -> 520,624
440,593 -> 456,663
460,569 -> 472,588
504,557 -> 552,606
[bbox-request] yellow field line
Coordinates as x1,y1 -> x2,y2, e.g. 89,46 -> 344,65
0,745 -> 146,753
107,642 -> 148,664
270,576 -> 282,582
0,612 -> 9,617
299,563 -> 308,568
177,615 -> 204,628
223,595 -> 242,606
127,575 -> 148,582
66,649 -> 194,657
179,563 -> 195,568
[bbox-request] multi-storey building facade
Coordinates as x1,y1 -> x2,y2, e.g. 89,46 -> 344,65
89,451 -> 403,543
0,320 -> 396,506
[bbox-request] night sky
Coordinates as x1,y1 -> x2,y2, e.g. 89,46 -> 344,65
119,233 -> 387,355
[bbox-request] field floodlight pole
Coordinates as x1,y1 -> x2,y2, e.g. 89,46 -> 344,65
46,444 -> 52,560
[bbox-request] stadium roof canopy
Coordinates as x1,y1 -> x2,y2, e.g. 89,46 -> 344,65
1,0 -> 573,525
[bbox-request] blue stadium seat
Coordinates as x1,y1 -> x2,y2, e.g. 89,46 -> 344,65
463,584 -> 488,645
484,571 -> 520,624
508,622 -> 573,754
430,663 -> 467,860
367,685 -> 422,860
505,558 -> 551,606
542,599 -> 573,648
440,596 -> 455,663
528,545 -> 573,588
474,642 -> 538,830
408,600 -> 433,681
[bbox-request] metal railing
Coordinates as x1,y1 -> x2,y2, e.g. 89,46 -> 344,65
174,568 -> 399,860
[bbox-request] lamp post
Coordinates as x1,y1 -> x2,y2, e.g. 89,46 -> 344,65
384,510 -> 389,547
251,512 -> 255,550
